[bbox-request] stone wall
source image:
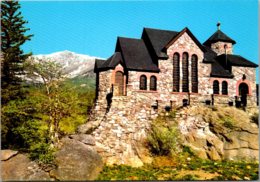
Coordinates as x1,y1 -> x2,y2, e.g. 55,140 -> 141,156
232,66 -> 257,106
207,67 -> 257,107
93,70 -> 113,120
92,94 -> 156,167
211,42 -> 233,55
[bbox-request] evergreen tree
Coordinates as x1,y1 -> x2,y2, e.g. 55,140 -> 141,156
1,0 -> 33,104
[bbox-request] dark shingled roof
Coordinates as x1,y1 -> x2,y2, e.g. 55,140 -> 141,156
116,37 -> 160,72
102,52 -> 124,68
142,28 -> 179,59
94,59 -> 106,72
95,27 -> 257,76
216,54 -> 258,68
210,54 -> 258,78
203,30 -> 236,46
94,53 -> 123,72
210,60 -> 234,78
203,45 -> 217,63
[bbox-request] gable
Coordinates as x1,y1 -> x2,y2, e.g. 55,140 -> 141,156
166,31 -> 204,57
164,28 -> 206,53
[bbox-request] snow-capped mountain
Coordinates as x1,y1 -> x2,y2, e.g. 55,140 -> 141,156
33,50 -> 104,78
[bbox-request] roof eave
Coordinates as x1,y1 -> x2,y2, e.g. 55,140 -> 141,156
127,68 -> 160,73
210,73 -> 234,78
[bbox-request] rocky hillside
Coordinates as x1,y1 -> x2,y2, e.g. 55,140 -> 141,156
33,50 -> 104,78
79,103 -> 259,167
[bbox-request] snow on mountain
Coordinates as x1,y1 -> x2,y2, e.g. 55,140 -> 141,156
33,50 -> 104,78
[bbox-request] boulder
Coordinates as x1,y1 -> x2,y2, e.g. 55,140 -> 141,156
2,153 -> 51,181
50,137 -> 103,181
1,150 -> 18,161
77,120 -> 101,134
69,134 -> 96,146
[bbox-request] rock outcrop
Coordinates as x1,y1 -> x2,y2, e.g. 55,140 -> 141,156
178,106 -> 259,161
50,137 -> 103,181
1,150 -> 18,161
2,135 -> 103,181
1,151 -> 51,181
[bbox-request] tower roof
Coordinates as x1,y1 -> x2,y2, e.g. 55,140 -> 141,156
203,24 -> 236,46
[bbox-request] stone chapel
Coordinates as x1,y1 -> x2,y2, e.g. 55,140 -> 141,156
94,23 -> 258,113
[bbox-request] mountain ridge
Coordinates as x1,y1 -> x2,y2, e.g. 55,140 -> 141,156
33,50 -> 104,78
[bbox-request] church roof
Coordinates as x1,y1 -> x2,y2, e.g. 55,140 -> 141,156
203,30 -> 236,46
95,37 -> 160,72
210,54 -> 258,78
95,26 -> 257,76
141,28 -> 179,59
116,37 -> 160,72
210,60 -> 234,78
102,52 -> 124,69
94,59 -> 106,72
216,54 -> 258,67
203,45 -> 217,63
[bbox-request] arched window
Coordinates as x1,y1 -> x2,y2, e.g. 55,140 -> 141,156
222,81 -> 228,95
140,75 -> 147,90
213,80 -> 219,94
173,53 -> 180,92
191,54 -> 198,93
150,76 -> 157,91
115,71 -> 124,96
182,52 -> 189,92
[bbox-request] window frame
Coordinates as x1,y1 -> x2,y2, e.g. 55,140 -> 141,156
173,52 -> 180,92
191,54 -> 198,93
150,76 -> 157,91
222,81 -> 228,95
139,75 -> 147,90
213,80 -> 219,94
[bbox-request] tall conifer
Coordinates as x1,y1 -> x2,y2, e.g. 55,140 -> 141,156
1,0 -> 33,104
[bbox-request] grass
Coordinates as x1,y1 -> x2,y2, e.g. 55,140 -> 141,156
97,157 -> 259,180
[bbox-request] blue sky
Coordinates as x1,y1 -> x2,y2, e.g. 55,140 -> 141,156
21,1 -> 258,63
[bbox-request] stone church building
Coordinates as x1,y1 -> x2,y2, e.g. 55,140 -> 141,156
94,23 -> 257,112
90,24 -> 258,166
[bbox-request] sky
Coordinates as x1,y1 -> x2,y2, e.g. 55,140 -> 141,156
20,1 -> 258,66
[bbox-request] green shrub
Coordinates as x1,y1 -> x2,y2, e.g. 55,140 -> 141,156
223,119 -> 234,129
147,119 -> 181,156
29,142 -> 55,164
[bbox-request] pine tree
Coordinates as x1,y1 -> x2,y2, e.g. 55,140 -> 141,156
1,0 -> 33,104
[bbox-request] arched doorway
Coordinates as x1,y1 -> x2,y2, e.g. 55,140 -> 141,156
239,83 -> 249,106
115,71 -> 124,96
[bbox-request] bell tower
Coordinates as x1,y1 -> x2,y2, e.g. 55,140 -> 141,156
203,22 -> 236,55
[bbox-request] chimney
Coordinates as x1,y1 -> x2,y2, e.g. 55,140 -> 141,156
224,44 -> 227,68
